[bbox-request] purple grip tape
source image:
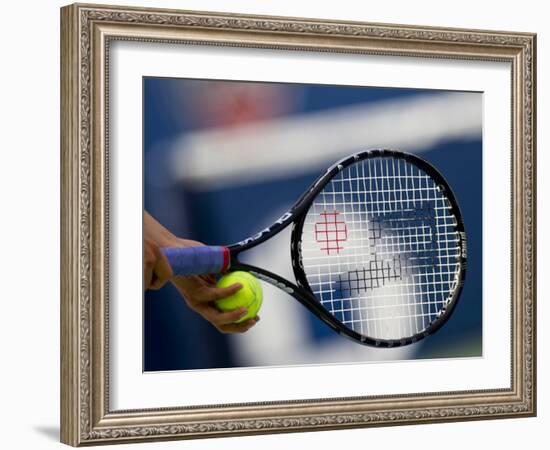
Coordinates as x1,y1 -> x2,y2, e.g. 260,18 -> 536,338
161,246 -> 228,276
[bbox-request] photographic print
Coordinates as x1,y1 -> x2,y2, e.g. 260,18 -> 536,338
61,4 -> 535,446
143,78 -> 482,372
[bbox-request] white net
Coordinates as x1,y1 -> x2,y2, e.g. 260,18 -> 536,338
300,156 -> 462,341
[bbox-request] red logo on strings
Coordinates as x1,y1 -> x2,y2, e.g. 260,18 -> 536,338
315,210 -> 348,255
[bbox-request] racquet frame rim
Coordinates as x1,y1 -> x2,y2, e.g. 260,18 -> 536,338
290,149 -> 467,347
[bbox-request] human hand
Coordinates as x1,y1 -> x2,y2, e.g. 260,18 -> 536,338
144,211 -> 259,333
143,235 -> 173,290
172,272 -> 260,334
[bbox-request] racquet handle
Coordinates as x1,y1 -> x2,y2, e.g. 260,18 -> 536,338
161,246 -> 230,276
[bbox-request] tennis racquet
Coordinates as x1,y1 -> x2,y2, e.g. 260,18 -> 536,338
162,149 -> 467,347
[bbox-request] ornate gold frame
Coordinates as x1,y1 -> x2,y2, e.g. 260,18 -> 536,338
60,3 -> 536,446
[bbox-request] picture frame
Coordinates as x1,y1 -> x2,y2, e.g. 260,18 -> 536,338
60,2 -> 536,446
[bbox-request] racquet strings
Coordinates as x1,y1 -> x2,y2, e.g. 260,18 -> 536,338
300,156 -> 462,341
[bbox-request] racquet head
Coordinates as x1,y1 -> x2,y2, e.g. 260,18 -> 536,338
291,149 -> 466,347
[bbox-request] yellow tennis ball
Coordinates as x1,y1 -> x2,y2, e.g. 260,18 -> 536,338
215,271 -> 263,323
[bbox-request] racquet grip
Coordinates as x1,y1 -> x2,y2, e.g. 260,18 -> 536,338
161,246 -> 230,276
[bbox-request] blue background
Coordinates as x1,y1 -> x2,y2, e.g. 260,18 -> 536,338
143,78 -> 482,371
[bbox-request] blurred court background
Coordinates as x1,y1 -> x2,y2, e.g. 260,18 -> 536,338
143,78 -> 482,372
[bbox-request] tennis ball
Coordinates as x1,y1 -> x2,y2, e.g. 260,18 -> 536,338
215,271 -> 263,323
